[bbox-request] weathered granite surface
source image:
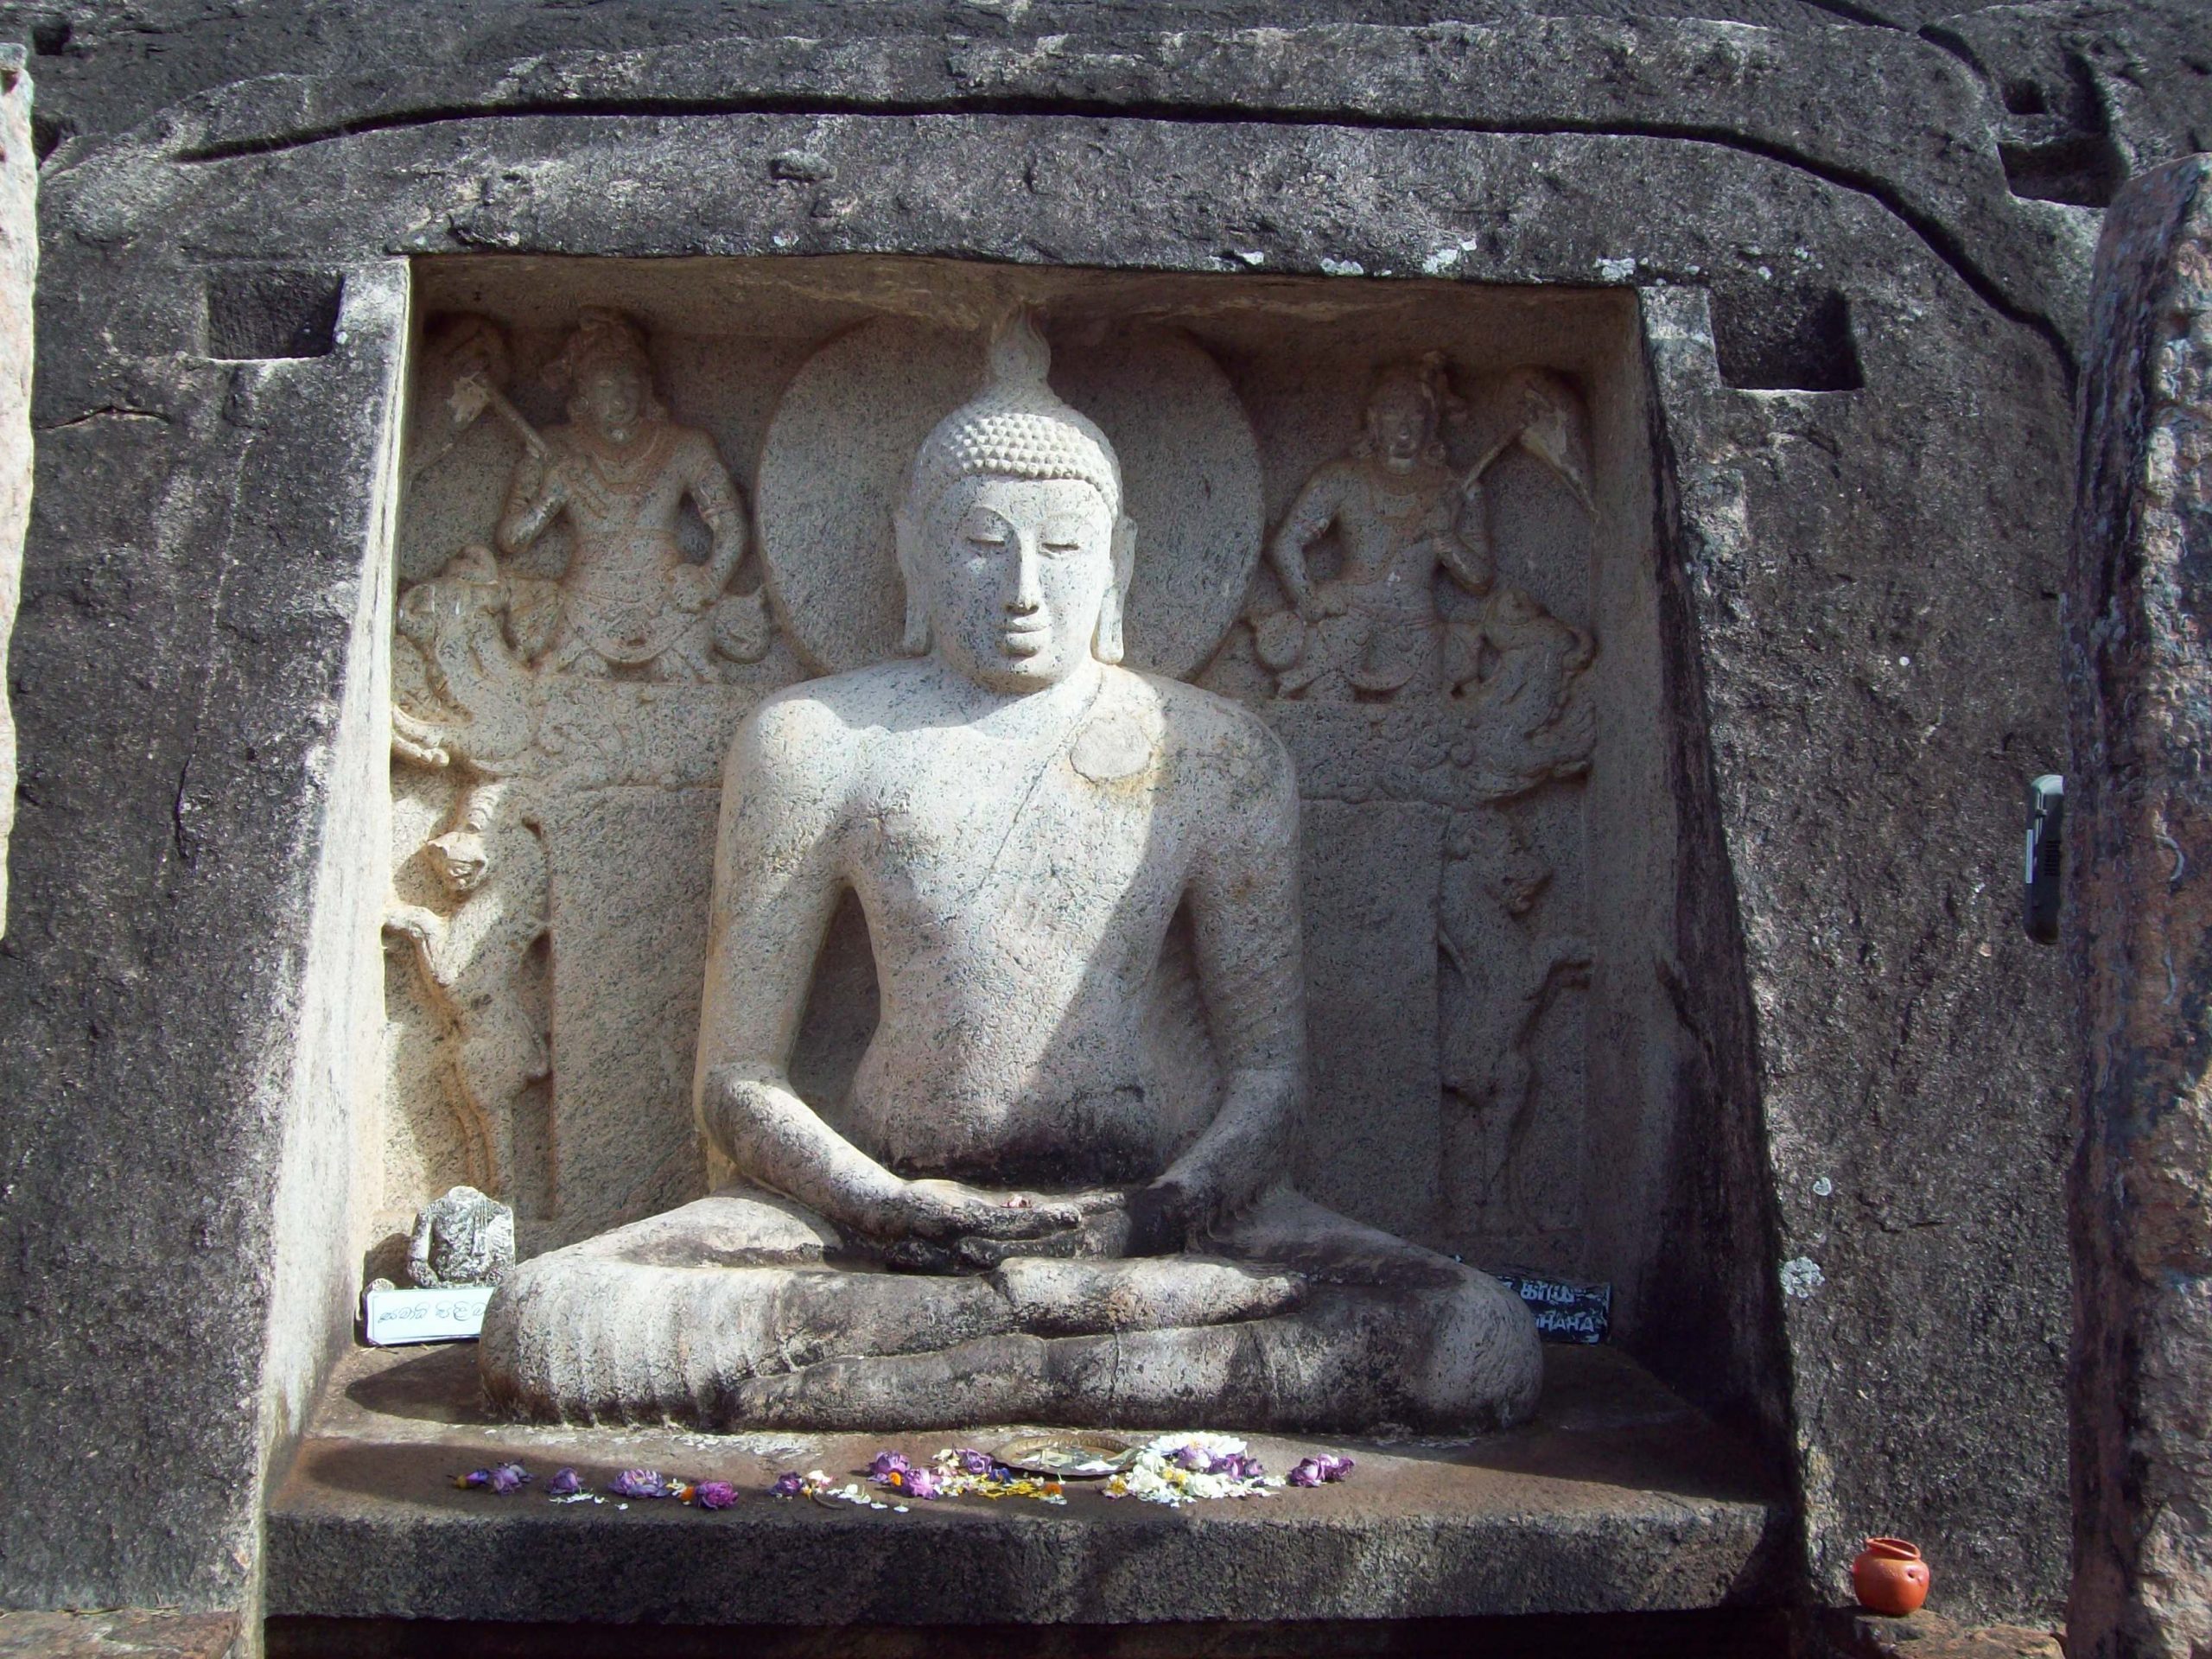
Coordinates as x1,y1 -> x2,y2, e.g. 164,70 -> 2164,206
0,44 -> 29,931
2064,152 -> 2212,1659
1821,1609 -> 2065,1659
0,0 -> 2189,1631
268,1342 -> 1783,1625
0,1611 -> 237,1659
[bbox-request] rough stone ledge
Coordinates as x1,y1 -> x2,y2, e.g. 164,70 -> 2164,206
0,1611 -> 238,1659
265,1344 -> 1785,1626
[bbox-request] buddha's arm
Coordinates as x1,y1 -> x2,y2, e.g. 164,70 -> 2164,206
694,702 -> 899,1227
1142,722 -> 1306,1249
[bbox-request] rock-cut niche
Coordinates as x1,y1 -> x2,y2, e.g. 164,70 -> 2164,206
378,255 -> 1690,1367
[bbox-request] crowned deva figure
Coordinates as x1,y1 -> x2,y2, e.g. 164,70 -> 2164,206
480,314 -> 1541,1433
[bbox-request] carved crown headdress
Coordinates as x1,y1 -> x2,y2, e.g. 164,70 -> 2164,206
548,308 -> 658,394
903,310 -> 1124,524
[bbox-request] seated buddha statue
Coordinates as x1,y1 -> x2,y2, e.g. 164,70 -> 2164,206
480,315 -> 1541,1434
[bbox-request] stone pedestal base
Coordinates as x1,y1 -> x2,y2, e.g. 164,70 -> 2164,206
267,1343 -> 1784,1630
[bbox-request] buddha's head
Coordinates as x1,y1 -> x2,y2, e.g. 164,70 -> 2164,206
552,308 -> 663,448
894,312 -> 1136,693
1359,353 -> 1455,473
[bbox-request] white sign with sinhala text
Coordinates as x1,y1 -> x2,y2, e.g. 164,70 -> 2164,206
363,1286 -> 494,1346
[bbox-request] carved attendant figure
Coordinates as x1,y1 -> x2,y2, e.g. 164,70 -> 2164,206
480,314 -> 1539,1433
498,309 -> 749,682
1265,355 -> 1494,698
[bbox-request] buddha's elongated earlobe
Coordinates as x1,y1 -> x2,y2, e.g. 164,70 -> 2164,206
893,503 -> 931,656
1094,516 -> 1137,664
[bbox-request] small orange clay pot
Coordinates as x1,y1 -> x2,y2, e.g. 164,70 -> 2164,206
1852,1537 -> 1931,1616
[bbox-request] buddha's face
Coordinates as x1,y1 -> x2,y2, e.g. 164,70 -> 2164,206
923,474 -> 1116,692
574,362 -> 646,445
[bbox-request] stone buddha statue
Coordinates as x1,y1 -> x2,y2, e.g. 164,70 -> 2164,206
480,315 -> 1541,1433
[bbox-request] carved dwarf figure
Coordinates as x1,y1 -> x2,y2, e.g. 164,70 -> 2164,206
384,811 -> 550,1202
480,313 -> 1539,1433
408,1185 -> 518,1289
497,309 -> 752,682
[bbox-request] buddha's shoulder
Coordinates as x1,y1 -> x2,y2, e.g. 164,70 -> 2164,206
734,664 -> 933,761
1128,672 -> 1294,787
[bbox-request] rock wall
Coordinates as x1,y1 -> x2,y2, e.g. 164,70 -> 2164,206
2066,153 -> 2212,1659
0,45 -> 29,931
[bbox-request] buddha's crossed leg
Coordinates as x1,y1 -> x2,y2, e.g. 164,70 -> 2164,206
480,1185 -> 1539,1434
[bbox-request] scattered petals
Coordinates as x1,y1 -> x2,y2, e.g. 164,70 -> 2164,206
486,1462 -> 531,1494
1106,1435 -> 1280,1505
457,1462 -> 531,1494
694,1480 -> 738,1510
1288,1453 -> 1354,1489
903,1467 -> 944,1500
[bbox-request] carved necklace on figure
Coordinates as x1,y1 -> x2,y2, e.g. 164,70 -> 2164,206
563,422 -> 677,512
1365,463 -> 1448,524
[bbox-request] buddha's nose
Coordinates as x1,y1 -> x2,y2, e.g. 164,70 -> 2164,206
1007,547 -> 1045,613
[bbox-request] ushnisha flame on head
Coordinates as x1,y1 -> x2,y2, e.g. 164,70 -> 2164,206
902,310 -> 1124,526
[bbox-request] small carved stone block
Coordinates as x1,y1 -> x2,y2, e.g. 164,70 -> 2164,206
408,1185 -> 516,1288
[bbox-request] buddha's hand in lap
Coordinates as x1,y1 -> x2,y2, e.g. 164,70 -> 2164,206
875,1178 -> 1084,1254
896,1181 -> 1211,1273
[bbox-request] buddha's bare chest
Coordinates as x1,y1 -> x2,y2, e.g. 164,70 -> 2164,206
844,746 -> 1183,957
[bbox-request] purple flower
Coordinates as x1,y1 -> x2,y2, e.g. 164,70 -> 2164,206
1175,1445 -> 1216,1473
902,1466 -> 944,1500
607,1469 -> 674,1499
1219,1452 -> 1265,1481
768,1471 -> 807,1498
455,1470 -> 488,1489
546,1467 -> 582,1498
951,1448 -> 994,1477
694,1480 -> 738,1510
485,1462 -> 531,1495
866,1451 -> 911,1483
1290,1453 -> 1354,1488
